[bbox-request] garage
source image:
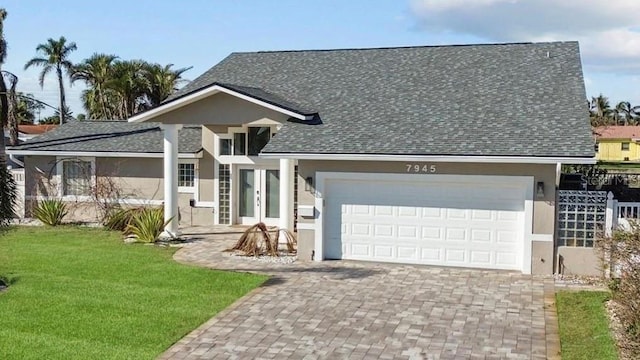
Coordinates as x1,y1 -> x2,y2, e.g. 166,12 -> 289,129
318,173 -> 533,272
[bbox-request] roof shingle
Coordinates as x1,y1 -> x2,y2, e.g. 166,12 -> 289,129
8,121 -> 202,154
169,42 -> 594,158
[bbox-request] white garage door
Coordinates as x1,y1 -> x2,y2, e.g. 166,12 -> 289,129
323,174 -> 528,271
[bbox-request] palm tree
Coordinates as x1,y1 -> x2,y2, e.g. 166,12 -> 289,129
615,101 -> 640,126
142,63 -> 191,108
71,53 -> 118,119
2,70 -> 18,145
109,60 -> 148,119
589,94 -> 613,127
24,36 -> 77,125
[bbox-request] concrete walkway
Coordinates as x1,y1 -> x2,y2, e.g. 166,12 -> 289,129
160,230 -> 558,359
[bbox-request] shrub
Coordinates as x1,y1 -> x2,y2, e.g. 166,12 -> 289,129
33,199 -> 68,226
0,164 -> 17,227
598,225 -> 640,357
125,207 -> 167,243
104,207 -> 140,232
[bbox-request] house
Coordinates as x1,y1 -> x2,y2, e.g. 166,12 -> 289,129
594,126 -> 640,162
4,124 -> 57,143
4,124 -> 57,168
8,42 -> 595,275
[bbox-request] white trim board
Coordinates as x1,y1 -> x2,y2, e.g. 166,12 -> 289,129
25,195 -> 164,206
128,84 -> 314,123
260,153 -> 596,165
7,150 -> 203,158
313,172 -> 534,274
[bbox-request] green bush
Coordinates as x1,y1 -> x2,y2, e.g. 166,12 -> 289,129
33,199 -> 68,226
126,207 -> 167,243
598,226 -> 640,357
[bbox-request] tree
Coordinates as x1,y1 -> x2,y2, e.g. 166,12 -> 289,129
2,70 -> 18,145
71,53 -> 118,119
72,56 -> 190,119
589,94 -> 613,127
15,92 -> 45,124
24,36 -> 77,125
0,8 -> 18,226
40,105 -> 72,124
615,101 -> 640,126
142,63 -> 191,108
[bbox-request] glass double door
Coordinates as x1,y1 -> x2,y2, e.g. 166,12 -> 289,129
237,167 -> 280,225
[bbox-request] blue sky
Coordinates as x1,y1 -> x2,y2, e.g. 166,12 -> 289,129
2,0 -> 639,118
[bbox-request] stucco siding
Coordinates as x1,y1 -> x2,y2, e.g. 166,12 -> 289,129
557,247 -> 601,276
152,93 -> 289,125
22,155 -> 215,227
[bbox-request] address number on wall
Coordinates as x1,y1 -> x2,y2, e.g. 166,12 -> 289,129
406,164 -> 437,173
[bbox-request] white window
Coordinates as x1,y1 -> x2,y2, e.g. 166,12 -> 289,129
57,157 -> 95,198
178,160 -> 197,193
219,127 -> 274,157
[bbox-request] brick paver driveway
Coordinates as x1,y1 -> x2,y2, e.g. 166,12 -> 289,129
161,231 -> 556,359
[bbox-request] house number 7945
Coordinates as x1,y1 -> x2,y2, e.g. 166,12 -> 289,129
406,164 -> 437,173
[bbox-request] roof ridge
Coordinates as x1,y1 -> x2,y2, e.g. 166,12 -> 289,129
229,41 -> 576,55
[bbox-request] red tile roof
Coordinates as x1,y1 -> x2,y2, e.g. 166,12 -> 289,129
18,124 -> 57,135
593,126 -> 640,140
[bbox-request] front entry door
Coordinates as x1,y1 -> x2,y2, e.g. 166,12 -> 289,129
237,167 -> 280,225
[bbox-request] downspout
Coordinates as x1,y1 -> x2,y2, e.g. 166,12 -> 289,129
554,162 -> 562,275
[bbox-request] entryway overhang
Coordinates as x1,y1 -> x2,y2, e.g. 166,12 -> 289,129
128,83 -> 305,238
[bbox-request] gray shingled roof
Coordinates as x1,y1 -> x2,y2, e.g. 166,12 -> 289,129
168,42 -> 594,158
7,121 -> 202,154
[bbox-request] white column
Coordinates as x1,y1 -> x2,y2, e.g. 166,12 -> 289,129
279,158 -> 295,231
605,191 -> 615,237
160,124 -> 182,238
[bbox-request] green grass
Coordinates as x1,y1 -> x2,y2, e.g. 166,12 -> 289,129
556,291 -> 618,360
0,226 -> 267,360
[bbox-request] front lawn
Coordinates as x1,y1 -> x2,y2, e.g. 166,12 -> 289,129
0,226 -> 267,360
556,291 -> 618,360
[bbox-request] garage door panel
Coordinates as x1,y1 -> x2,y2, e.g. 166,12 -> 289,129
325,177 -> 525,271
374,245 -> 394,258
471,250 -> 492,264
422,226 -> 442,240
421,248 -> 442,261
445,249 -> 466,262
471,229 -> 492,242
374,224 -> 394,237
398,247 -> 418,260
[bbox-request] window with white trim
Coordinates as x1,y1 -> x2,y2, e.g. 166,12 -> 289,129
178,160 -> 198,193
220,127 -> 274,156
58,158 -> 94,197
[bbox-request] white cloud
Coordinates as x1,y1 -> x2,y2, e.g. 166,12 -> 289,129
409,0 -> 640,73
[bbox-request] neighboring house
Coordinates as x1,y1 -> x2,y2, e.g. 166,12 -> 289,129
593,126 -> 640,163
9,42 -> 595,275
4,124 -> 57,168
4,124 -> 57,144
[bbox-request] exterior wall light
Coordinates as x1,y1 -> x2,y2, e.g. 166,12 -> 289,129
305,176 -> 314,192
536,181 -> 545,198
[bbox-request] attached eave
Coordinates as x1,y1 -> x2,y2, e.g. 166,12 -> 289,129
128,84 -> 314,123
7,149 -> 203,159
259,152 -> 596,164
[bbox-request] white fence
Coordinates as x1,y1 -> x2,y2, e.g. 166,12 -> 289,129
617,201 -> 640,220
10,168 -> 25,218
